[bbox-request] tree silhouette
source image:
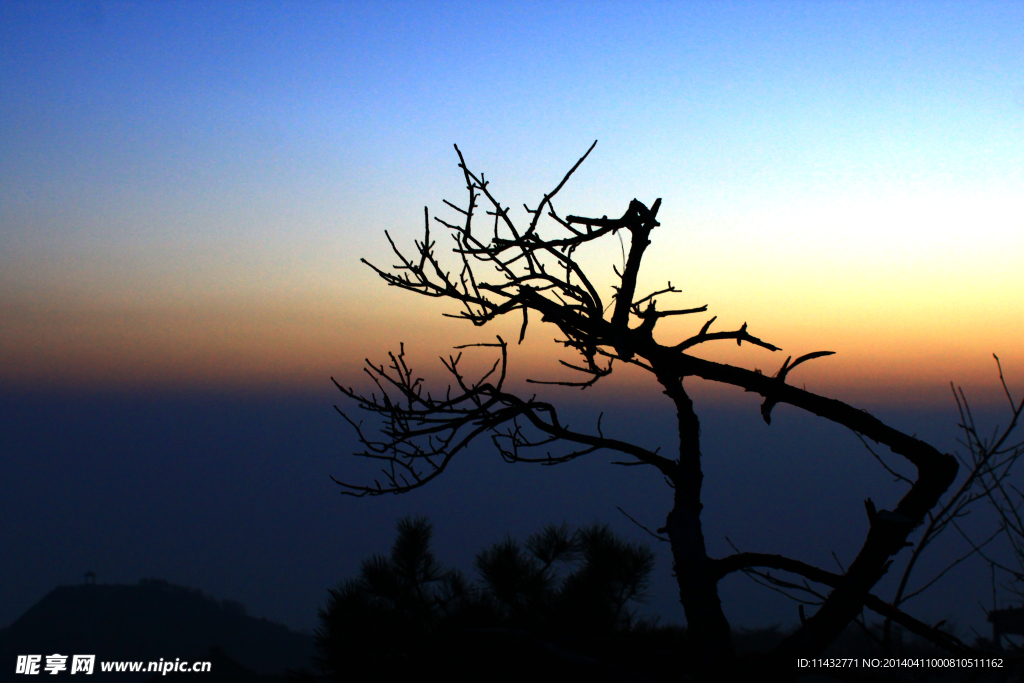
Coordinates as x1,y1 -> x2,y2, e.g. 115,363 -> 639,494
316,516 -> 659,681
474,522 -> 655,634
332,143 -> 962,680
861,357 -> 1024,652
314,516 -> 471,679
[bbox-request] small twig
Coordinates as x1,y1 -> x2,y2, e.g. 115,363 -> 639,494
616,507 -> 670,543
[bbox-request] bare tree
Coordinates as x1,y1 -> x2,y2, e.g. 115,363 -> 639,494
332,142 -> 960,680
857,356 -> 1024,652
966,362 -> 1024,605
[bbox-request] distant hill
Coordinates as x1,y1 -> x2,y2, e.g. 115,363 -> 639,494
0,579 -> 313,681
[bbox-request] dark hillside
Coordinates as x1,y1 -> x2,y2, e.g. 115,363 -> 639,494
0,579 -> 312,681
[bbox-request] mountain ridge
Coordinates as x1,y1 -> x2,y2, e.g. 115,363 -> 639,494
0,578 -> 313,681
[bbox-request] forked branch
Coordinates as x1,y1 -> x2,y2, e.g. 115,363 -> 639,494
333,338 -> 677,496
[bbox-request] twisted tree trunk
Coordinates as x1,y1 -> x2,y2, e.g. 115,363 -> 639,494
659,372 -> 735,676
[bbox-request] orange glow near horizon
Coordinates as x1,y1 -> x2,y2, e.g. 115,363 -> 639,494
3,262 -> 1020,413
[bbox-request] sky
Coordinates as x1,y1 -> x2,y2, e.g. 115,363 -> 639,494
2,0 -> 1022,398
2,0 -> 1023,639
